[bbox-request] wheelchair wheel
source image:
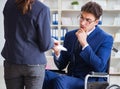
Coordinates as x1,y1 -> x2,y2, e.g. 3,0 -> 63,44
106,84 -> 120,89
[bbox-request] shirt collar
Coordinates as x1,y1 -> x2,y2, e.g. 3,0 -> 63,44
87,27 -> 95,35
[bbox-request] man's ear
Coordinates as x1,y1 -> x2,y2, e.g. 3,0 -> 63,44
95,19 -> 99,25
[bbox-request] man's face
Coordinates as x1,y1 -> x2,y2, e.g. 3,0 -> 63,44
79,11 -> 99,32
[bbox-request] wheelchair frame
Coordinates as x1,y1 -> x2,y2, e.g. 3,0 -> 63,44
85,72 -> 110,89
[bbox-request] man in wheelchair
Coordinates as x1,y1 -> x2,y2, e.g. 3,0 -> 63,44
43,1 -> 113,89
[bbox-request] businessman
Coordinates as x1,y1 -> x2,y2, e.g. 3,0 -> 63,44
43,1 -> 113,89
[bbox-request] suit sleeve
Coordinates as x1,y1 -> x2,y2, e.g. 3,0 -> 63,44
53,33 -> 72,70
36,7 -> 53,51
80,35 -> 113,72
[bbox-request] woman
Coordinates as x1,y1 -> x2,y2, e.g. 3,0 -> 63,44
1,0 -> 54,89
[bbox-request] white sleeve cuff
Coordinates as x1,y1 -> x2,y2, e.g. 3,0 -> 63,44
82,44 -> 89,50
55,54 -> 60,59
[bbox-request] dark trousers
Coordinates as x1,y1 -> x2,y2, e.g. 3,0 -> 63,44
43,70 -> 84,89
4,60 -> 45,89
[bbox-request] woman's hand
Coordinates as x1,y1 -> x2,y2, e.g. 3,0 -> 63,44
52,40 -> 60,56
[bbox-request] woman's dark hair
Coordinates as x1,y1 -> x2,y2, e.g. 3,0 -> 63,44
15,0 -> 34,14
81,1 -> 103,19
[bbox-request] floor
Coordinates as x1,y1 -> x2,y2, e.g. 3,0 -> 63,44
0,66 -> 6,89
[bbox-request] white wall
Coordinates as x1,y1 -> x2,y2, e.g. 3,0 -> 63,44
0,0 -> 6,65
110,76 -> 120,86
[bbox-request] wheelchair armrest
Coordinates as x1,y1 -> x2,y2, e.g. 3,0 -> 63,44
85,72 -> 109,82
85,72 -> 110,89
90,71 -> 108,76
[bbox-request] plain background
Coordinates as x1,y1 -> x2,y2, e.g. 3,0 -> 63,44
0,1 -> 8,89
0,0 -> 6,65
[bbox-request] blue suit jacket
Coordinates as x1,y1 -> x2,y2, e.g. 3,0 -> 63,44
1,0 -> 53,65
54,26 -> 113,79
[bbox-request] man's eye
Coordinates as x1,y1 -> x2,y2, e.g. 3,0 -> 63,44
80,17 -> 82,19
86,19 -> 91,22
86,19 -> 92,22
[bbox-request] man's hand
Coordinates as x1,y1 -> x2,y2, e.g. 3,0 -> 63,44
52,39 -> 60,56
75,28 -> 88,47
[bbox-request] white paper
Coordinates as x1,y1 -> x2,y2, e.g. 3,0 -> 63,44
52,38 -> 67,51
57,45 -> 67,51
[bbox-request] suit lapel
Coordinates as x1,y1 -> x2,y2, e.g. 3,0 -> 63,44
87,27 -> 105,52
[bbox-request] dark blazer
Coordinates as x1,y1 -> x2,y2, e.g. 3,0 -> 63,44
54,26 -> 113,78
1,0 -> 53,65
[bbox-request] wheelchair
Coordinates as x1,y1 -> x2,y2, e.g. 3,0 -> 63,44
84,47 -> 119,89
85,71 -> 120,89
85,72 -> 109,89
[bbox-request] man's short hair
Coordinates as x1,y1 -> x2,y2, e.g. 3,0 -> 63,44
81,1 -> 103,20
